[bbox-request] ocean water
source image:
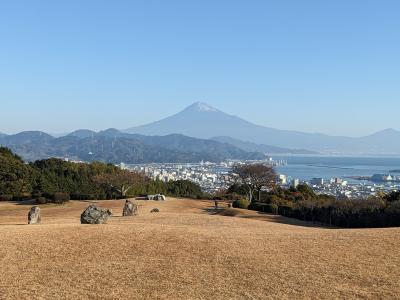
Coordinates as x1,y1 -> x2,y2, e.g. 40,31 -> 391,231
274,155 -> 400,183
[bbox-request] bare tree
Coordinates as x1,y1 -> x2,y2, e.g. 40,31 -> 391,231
93,170 -> 148,198
231,164 -> 276,203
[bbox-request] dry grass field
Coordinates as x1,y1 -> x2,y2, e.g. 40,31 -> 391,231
0,198 -> 399,299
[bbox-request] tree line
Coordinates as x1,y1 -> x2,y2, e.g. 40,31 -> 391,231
0,147 -> 205,202
2,146 -> 399,228
222,163 -> 400,228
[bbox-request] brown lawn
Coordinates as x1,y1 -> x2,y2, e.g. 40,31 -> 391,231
0,198 -> 399,299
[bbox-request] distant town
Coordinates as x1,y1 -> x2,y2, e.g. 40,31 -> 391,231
119,158 -> 400,198
120,158 -> 284,193
306,175 -> 400,199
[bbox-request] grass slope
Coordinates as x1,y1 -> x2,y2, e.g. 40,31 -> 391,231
0,199 -> 399,299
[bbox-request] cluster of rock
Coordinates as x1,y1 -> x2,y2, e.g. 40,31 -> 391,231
27,198 -> 160,225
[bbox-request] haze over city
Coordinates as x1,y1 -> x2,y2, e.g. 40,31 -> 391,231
1,0 -> 399,136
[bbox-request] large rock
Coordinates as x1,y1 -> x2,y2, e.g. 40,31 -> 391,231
28,206 -> 41,224
147,194 -> 166,201
80,205 -> 112,224
122,200 -> 138,216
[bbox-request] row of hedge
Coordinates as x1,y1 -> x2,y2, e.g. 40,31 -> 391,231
248,202 -> 278,214
248,200 -> 400,228
227,184 -> 400,228
35,192 -> 70,204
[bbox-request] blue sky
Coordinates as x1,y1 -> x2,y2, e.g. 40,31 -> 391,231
0,0 -> 399,136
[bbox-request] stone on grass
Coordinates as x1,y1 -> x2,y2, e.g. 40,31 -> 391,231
146,194 -> 166,201
28,206 -> 41,224
122,200 -> 138,216
80,204 -> 112,224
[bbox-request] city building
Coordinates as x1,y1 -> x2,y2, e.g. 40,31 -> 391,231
278,174 -> 287,185
311,178 -> 324,185
291,178 -> 300,188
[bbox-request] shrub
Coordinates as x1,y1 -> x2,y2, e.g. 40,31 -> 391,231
233,199 -> 249,209
31,192 -> 42,199
0,195 -> 13,201
248,202 -> 262,211
216,193 -> 241,201
36,197 -> 47,204
248,202 -> 278,214
34,193 -> 69,205
70,193 -> 96,200
12,195 -> 31,201
43,192 -> 70,204
385,191 -> 400,203
227,183 -> 400,228
52,192 -> 70,204
278,205 -> 294,217
166,180 -> 203,199
265,203 -> 278,214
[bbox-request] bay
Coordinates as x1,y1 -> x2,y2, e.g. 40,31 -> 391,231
274,155 -> 400,183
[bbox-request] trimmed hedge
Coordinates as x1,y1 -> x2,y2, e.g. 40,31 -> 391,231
249,202 -> 278,214
0,195 -> 13,201
35,192 -> 70,205
52,192 -> 70,204
232,199 -> 250,209
36,197 -> 47,204
228,184 -> 400,228
254,200 -> 400,228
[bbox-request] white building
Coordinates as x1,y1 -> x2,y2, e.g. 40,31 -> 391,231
292,179 -> 300,188
278,174 -> 287,185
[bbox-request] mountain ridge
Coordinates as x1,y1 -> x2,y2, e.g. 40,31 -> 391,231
211,136 -> 318,155
0,129 -> 265,163
67,129 -> 97,139
2,103 -> 399,155
125,102 -> 400,154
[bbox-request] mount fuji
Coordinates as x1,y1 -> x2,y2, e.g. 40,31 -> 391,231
125,102 -> 400,154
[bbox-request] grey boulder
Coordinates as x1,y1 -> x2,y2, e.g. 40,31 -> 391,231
28,206 -> 41,224
81,205 -> 112,224
122,200 -> 138,216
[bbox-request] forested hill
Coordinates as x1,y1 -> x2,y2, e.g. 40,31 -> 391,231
0,147 -> 205,201
0,130 -> 265,163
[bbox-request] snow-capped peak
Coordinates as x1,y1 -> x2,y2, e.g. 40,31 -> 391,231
190,102 -> 219,112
